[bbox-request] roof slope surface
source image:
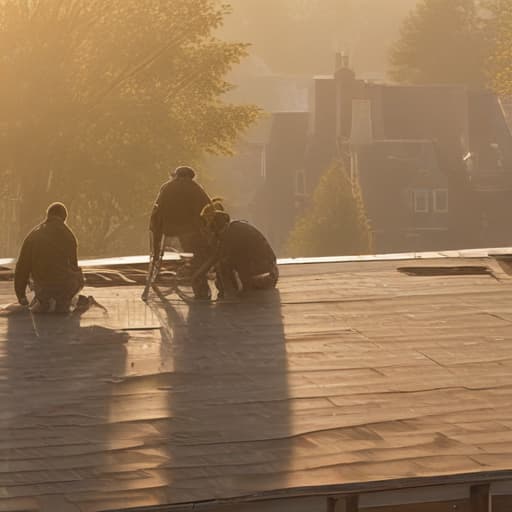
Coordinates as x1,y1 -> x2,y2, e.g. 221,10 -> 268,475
1,258 -> 512,511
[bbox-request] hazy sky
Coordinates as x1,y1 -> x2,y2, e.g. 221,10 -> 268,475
218,0 -> 419,110
221,0 -> 419,78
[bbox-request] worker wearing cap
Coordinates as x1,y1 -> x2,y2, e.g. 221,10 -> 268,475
201,205 -> 278,298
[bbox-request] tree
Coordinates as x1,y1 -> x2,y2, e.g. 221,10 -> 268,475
389,0 -> 490,86
285,160 -> 372,258
0,0 -> 259,255
488,0 -> 512,95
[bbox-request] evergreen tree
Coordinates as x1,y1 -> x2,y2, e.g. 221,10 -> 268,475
286,160 -> 372,258
389,0 -> 489,86
488,0 -> 512,95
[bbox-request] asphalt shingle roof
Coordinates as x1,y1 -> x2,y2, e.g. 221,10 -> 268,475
1,256 -> 512,511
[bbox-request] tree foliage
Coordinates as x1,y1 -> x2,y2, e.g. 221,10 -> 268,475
389,0 -> 490,86
285,161 -> 372,258
0,0 -> 259,255
488,0 -> 512,96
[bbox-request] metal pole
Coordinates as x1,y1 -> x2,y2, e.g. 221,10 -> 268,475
471,484 -> 491,512
326,497 -> 337,512
346,495 -> 359,512
327,495 -> 358,512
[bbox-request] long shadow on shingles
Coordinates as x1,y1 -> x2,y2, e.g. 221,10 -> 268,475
151,288 -> 291,503
1,310 -> 128,507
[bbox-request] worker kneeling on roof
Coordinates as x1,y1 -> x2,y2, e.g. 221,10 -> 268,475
14,202 -> 84,314
201,204 -> 278,298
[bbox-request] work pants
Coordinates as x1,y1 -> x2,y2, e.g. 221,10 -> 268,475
32,270 -> 85,313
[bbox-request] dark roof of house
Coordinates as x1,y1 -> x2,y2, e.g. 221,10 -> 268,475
358,139 -> 446,188
2,252 -> 512,511
469,91 -> 512,169
240,117 -> 274,146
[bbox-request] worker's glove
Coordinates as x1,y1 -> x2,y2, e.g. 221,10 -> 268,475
19,297 -> 29,307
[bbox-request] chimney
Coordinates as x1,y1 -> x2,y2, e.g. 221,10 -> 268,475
334,52 -> 350,73
334,60 -> 356,141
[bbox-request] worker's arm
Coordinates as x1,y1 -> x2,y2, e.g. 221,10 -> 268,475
149,187 -> 165,256
190,244 -> 221,284
69,230 -> 80,272
14,235 -> 32,305
150,202 -> 161,234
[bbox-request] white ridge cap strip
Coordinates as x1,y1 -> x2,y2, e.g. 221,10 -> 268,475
1,247 -> 512,270
79,252 -> 183,267
277,247 -> 512,265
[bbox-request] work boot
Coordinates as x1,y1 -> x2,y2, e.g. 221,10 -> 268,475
73,295 -> 108,314
55,300 -> 72,314
73,294 -> 90,314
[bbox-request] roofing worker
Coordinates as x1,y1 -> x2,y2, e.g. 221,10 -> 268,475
201,205 -> 278,298
150,165 -> 212,299
15,202 -> 84,313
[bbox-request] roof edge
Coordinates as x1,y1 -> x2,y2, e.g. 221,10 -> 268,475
119,469 -> 512,512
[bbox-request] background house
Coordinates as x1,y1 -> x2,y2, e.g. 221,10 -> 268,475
250,112 -> 310,251
355,140 -> 451,252
223,56 -> 512,255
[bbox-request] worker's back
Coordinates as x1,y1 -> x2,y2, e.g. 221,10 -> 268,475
152,177 -> 210,236
220,220 -> 276,274
19,217 -> 78,286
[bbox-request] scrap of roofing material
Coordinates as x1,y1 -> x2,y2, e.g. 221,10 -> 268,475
119,325 -> 161,331
397,265 -> 494,277
82,253 -> 192,287
0,302 -> 26,314
84,268 -> 190,289
83,268 -> 142,286
80,252 -> 192,269
493,255 -> 512,277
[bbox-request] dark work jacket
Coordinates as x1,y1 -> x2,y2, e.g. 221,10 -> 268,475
217,220 -> 276,278
14,216 -> 81,301
150,177 -> 211,237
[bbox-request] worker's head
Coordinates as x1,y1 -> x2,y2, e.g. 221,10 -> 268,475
201,199 -> 229,234
46,202 -> 68,221
210,211 -> 230,234
172,166 -> 195,179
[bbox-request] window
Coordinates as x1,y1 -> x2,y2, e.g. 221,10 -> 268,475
491,143 -> 504,169
295,169 -> 306,196
260,146 -> 267,179
433,189 -> 448,213
413,189 -> 429,213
